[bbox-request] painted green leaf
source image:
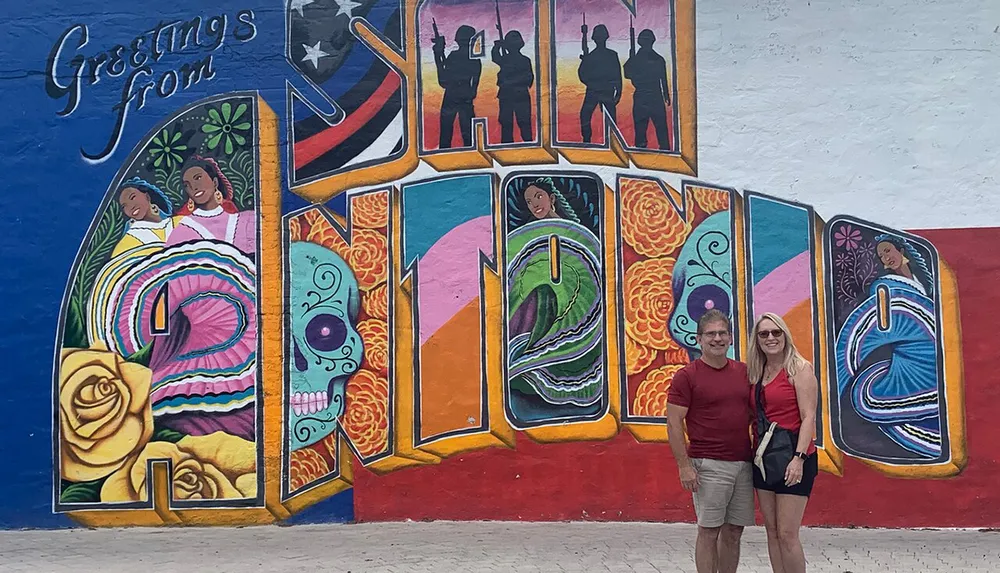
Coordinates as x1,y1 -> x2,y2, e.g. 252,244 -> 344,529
63,297 -> 89,349
166,169 -> 184,209
206,132 -> 223,150
60,479 -> 104,504
151,426 -> 185,443
66,201 -> 125,353
231,102 -> 247,123
228,149 -> 257,211
221,102 -> 232,122
125,341 -> 154,367
208,107 -> 223,125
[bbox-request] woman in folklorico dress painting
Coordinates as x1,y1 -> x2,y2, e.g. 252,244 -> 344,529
99,156 -> 260,444
167,155 -> 256,256
89,178 -> 177,347
112,177 -> 176,256
506,177 -> 604,423
835,232 -> 942,460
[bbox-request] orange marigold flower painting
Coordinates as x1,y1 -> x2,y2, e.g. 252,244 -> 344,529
320,431 -> 343,461
288,447 -> 330,491
342,369 -> 389,458
349,228 -> 388,290
362,283 -> 389,321
633,364 -> 683,418
663,344 -> 691,366
358,319 -> 389,375
624,258 -> 678,350
620,178 -> 690,257
625,334 -> 657,375
303,209 -> 324,227
288,216 -> 302,242
351,191 -> 389,229
624,256 -> 675,295
691,186 -> 730,216
304,212 -> 351,261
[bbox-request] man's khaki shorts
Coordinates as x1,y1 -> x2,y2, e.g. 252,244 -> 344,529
690,458 -> 755,528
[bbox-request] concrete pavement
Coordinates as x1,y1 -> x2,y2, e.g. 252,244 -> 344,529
2,521 -> 998,572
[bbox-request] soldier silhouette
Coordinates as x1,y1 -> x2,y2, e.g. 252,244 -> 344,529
577,24 -> 622,144
492,31 -> 534,143
623,29 -> 672,150
433,24 -> 482,149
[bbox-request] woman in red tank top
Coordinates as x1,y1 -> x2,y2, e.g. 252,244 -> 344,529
758,370 -> 817,456
747,312 -> 819,573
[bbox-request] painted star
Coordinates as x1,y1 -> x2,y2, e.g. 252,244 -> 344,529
334,0 -> 363,18
301,41 -> 329,69
289,0 -> 315,17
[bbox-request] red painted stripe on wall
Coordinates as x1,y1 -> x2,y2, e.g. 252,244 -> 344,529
293,73 -> 402,169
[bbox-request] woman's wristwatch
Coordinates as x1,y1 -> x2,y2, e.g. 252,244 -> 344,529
794,451 -> 808,460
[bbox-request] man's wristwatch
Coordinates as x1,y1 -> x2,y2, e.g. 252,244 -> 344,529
794,452 -> 808,460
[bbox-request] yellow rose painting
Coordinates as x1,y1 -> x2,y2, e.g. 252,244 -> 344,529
101,432 -> 257,502
59,344 -> 154,483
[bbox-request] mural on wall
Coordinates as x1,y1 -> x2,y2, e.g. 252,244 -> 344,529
744,193 -> 829,462
43,0 -> 967,528
552,0 -> 677,151
503,174 -> 607,427
400,175 -> 497,447
417,0 -> 540,151
56,94 -> 263,509
284,191 -> 393,496
616,178 -> 732,434
825,218 -> 959,471
287,0 -> 407,186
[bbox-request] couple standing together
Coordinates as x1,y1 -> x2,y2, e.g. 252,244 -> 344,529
667,309 -> 818,573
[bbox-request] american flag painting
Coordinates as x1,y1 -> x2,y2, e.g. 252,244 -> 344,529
286,0 -> 406,185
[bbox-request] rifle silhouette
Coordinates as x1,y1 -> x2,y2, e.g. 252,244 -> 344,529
629,15 -> 636,58
495,0 -> 507,56
431,17 -> 446,67
580,12 -> 588,60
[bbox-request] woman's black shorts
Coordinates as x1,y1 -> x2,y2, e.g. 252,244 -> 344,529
753,453 -> 818,496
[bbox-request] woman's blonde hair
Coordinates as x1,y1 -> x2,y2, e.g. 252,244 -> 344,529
747,312 -> 809,384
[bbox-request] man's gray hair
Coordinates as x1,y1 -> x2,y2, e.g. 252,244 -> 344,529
697,309 -> 731,334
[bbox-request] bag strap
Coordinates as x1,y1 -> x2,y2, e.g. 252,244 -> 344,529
754,372 -> 769,430
757,370 -> 800,438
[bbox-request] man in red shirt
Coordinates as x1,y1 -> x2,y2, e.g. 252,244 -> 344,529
667,309 -> 753,573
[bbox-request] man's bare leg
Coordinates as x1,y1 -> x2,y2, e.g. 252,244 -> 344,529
696,525 -> 721,573
718,523 -> 744,573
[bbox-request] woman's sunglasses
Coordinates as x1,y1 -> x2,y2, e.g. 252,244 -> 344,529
757,329 -> 784,339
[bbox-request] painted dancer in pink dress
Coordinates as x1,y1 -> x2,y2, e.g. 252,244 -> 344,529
167,155 -> 256,256
111,240 -> 259,443
140,155 -> 259,443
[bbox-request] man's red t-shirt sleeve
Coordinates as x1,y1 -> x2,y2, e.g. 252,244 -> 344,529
667,366 -> 692,408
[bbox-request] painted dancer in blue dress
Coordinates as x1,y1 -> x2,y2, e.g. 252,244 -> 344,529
835,234 -> 941,459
